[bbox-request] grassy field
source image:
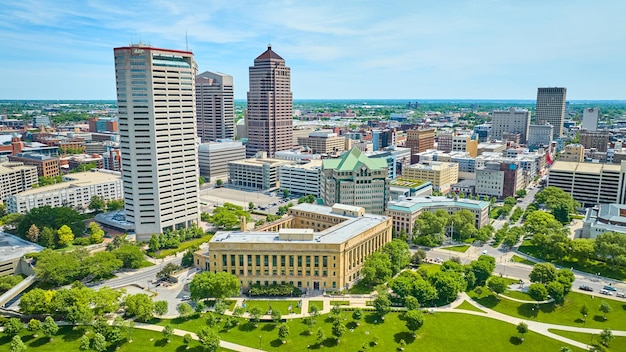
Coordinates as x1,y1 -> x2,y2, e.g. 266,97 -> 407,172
504,290 -> 535,301
155,310 -> 583,351
518,241 -> 626,281
469,288 -> 626,330
309,300 -> 324,313
443,245 -> 470,253
418,263 -> 442,275
347,280 -> 375,294
454,300 -> 486,313
548,329 -> 626,351
243,300 -> 302,315
329,300 -> 350,306
0,325 -> 236,352
148,235 -> 213,259
511,254 -> 536,266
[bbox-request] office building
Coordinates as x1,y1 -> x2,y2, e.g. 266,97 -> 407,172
246,45 -> 293,157
0,161 -> 38,203
475,161 -> 524,199
386,197 -> 490,240
582,204 -> 626,238
278,160 -> 323,198
297,131 -> 346,154
103,149 -> 122,172
322,148 -> 390,215
228,153 -> 291,190
581,108 -> 600,131
196,71 -> 235,142
6,170 -> 122,214
491,108 -> 530,143
7,153 -> 60,177
403,161 -> 459,193
114,44 -> 200,240
32,116 -> 51,128
527,124 -> 554,149
547,161 -> 626,207
198,141 -> 246,182
452,134 -> 478,157
535,87 -> 567,138
580,130 -> 609,153
193,203 -> 392,292
406,128 -> 435,162
558,144 -> 585,163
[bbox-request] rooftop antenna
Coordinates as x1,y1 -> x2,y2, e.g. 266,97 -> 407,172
268,32 -> 271,49
185,31 -> 189,51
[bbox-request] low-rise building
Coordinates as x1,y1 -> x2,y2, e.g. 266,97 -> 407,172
402,161 -> 459,193
278,160 -> 323,197
7,153 -> 60,177
389,178 -> 433,200
558,144 -> 585,163
228,153 -> 291,191
297,130 -> 346,154
582,204 -> 626,238
386,196 -> 490,239
193,203 -> 392,292
475,161 -> 524,199
6,170 -> 122,214
198,141 -> 246,182
0,161 -> 38,203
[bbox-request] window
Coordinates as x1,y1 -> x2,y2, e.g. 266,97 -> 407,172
222,255 -> 227,266
264,255 -> 269,266
289,256 -> 294,266
323,256 -> 328,267
272,255 -> 277,267
281,255 -> 286,267
248,255 -> 252,266
314,256 -> 319,267
306,256 -> 311,267
255,255 -> 260,266
297,256 -> 302,267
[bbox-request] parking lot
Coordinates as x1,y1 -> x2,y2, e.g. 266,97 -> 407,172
199,186 -> 296,214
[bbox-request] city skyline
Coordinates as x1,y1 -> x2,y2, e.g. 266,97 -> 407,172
1,0 -> 626,100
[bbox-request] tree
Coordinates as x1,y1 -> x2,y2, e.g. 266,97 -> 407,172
89,196 -> 106,212
87,251 -> 123,280
189,271 -> 241,301
42,316 -> 59,340
361,251 -> 393,285
332,320 -> 347,343
154,300 -> 168,316
19,288 -> 52,314
278,323 -> 290,342
374,292 -> 391,318
524,211 -> 563,236
282,189 -> 290,198
9,335 -> 26,352
195,300 -> 206,314
249,307 -> 262,326
112,244 -> 145,269
352,308 -> 363,321
411,249 -> 427,265
178,302 -> 193,318
27,224 -> 40,243
214,300 -> 227,315
199,176 -> 206,186
413,210 -> 449,246
594,232 -> 626,265
382,239 -> 411,275
27,318 -> 41,333
570,239 -> 595,265
316,327 -> 325,344
487,276 -> 507,296
107,199 -> 124,211
516,189 -> 527,198
183,333 -> 193,345
197,327 -> 220,352
528,283 -> 549,301
404,309 -> 424,336
123,293 -> 155,322
162,325 -> 173,342
181,248 -> 196,267
599,302 -> 612,320
529,263 -> 558,284
580,304 -> 589,322
215,179 -> 223,187
16,206 -> 84,243
516,322 -> 529,341
556,269 -> 575,294
79,334 -> 90,351
271,308 -> 283,323
249,202 -> 255,210
4,318 -> 22,337
547,281 -> 565,303
450,209 -> 477,240
431,271 -> 465,303
57,224 -> 74,246
534,186 -> 578,221
88,222 -> 105,244
470,255 -> 496,286
157,262 -> 181,280
599,329 -> 614,347
91,332 -> 107,352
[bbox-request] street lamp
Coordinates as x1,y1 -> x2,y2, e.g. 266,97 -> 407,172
259,335 -> 262,348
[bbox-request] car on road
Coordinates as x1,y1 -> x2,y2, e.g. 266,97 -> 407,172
599,289 -> 612,296
603,285 -> 617,292
579,285 -> 594,292
181,295 -> 191,301
617,292 -> 626,298
482,250 -> 488,255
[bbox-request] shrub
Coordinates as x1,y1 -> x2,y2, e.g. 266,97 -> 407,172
248,283 -> 302,297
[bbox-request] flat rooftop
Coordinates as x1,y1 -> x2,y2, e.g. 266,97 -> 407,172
228,158 -> 291,167
550,161 -> 622,173
15,170 -> 121,196
388,196 -> 490,213
210,203 -> 389,245
0,232 -> 43,262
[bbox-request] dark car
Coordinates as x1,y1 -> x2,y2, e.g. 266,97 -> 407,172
604,285 -> 617,292
579,285 -> 593,292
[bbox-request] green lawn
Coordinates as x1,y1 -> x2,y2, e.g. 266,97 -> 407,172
206,299 -> 237,310
418,263 -> 442,275
443,245 -> 470,253
309,300 -> 324,313
347,280 -> 375,294
329,300 -> 350,306
518,241 -> 626,281
148,234 -> 213,259
156,311 -> 583,351
469,288 -> 626,330
0,325 -> 234,352
243,300 -> 302,315
548,329 -> 626,351
503,290 -> 535,301
511,254 -> 536,266
454,300 -> 486,313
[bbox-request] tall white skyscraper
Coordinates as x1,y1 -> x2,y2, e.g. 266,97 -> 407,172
196,71 -> 234,142
581,108 -> 600,131
535,87 -> 567,138
114,44 -> 200,240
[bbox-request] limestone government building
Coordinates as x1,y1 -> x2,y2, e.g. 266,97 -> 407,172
193,203 -> 392,293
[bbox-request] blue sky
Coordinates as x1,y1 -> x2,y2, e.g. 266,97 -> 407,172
1,0 -> 625,100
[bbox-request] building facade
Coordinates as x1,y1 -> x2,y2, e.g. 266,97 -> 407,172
246,45 -> 293,157
278,160 -> 322,198
7,153 -> 60,177
581,108 -> 599,131
491,108 -> 530,143
582,204 -> 626,238
196,71 -> 235,142
535,87 -> 567,138
475,161 -> 524,199
402,161 -> 459,193
114,44 -> 200,240
228,155 -> 291,190
297,131 -> 346,154
6,170 -> 122,214
527,124 -> 554,149
558,144 -> 585,163
406,128 -> 435,163
322,148 -> 390,214
0,162 -> 38,203
198,141 -> 246,182
386,196 -> 490,240
193,204 -> 392,292
580,130 -> 609,153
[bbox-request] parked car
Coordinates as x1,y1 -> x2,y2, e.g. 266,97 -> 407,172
579,285 -> 594,292
603,285 -> 617,292
616,292 -> 626,298
599,289 -> 612,296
